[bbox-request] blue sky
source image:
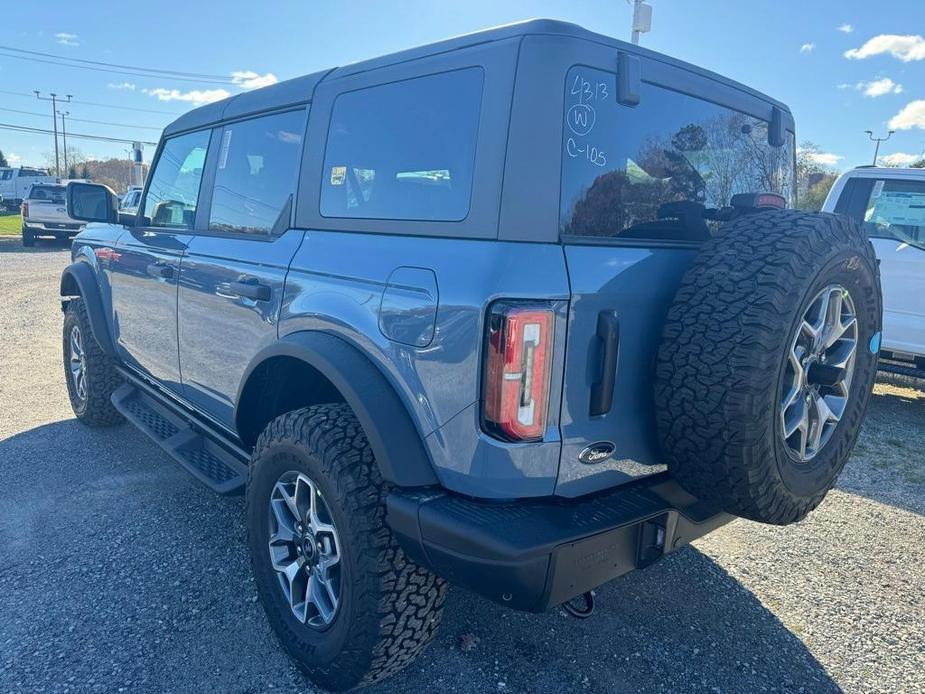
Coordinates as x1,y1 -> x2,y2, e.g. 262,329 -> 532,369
2,0 -> 923,170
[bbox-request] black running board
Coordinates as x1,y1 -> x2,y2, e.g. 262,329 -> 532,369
111,383 -> 249,495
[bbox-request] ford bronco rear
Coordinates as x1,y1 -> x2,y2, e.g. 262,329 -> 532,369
60,20 -> 881,691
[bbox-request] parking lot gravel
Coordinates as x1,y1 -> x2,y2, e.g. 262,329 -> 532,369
1,236 -> 923,693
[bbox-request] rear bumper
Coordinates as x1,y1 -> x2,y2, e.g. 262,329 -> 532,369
24,222 -> 83,233
387,473 -> 731,612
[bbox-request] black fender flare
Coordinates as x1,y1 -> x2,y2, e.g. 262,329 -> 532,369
235,331 -> 439,488
60,262 -> 117,356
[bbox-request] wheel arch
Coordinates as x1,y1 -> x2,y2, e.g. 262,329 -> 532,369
60,261 -> 117,356
234,331 -> 439,488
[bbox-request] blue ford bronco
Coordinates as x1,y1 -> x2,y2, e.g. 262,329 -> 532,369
61,20 -> 881,691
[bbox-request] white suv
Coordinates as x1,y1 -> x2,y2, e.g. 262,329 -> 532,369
824,166 -> 925,376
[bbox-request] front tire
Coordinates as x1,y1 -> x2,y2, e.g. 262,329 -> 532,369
63,299 -> 124,426
246,404 -> 446,691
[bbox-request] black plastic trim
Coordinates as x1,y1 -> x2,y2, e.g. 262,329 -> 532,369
59,261 -> 117,356
387,474 -> 731,611
235,331 -> 439,488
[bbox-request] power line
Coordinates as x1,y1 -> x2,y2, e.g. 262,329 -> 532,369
0,121 -> 157,146
0,89 -> 182,116
0,106 -> 164,131
0,49 -> 238,85
0,44 -> 237,81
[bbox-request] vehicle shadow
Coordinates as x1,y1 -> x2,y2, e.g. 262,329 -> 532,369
838,383 -> 925,516
0,419 -> 840,693
0,235 -> 71,253
377,550 -> 840,693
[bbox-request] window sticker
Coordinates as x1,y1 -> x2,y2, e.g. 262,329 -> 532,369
218,129 -> 233,170
330,166 -> 346,186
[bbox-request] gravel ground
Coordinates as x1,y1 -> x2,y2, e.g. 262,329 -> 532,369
1,236 -> 923,693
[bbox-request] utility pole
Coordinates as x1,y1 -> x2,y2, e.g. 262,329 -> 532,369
629,0 -> 653,45
58,110 -> 70,177
34,91 -> 72,176
866,129 -> 895,166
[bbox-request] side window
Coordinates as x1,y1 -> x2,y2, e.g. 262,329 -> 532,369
320,68 -> 484,222
142,130 -> 211,229
209,109 -> 307,235
862,179 -> 925,244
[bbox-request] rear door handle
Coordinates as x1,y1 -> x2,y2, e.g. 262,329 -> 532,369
226,280 -> 271,302
146,263 -> 174,280
590,310 -> 620,417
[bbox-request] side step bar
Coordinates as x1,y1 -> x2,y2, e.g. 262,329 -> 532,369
111,383 -> 249,495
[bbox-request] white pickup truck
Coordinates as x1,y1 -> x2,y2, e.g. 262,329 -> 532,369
21,183 -> 85,246
0,166 -> 56,211
823,166 -> 925,377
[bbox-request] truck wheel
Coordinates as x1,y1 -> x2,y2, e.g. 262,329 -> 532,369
655,210 -> 881,524
246,404 -> 446,691
62,299 -> 124,426
22,226 -> 35,247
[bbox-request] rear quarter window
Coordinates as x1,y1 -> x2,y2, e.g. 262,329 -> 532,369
320,68 -> 484,222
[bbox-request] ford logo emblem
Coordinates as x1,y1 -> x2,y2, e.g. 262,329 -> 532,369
579,442 -> 615,464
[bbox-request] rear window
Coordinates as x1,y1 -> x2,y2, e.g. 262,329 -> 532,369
863,179 -> 925,244
560,66 -> 795,240
320,68 -> 483,222
29,185 -> 66,202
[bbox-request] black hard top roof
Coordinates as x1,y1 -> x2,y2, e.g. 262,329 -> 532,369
163,18 -> 790,138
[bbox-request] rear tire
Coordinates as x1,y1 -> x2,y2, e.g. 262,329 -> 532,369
655,211 -> 881,524
246,404 -> 446,691
63,299 -> 124,426
22,226 -> 35,247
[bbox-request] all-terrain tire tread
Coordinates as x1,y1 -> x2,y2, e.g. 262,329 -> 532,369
247,404 -> 446,690
654,210 -> 881,524
63,299 -> 124,427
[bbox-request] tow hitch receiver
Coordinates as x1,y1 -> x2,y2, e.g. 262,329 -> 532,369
636,514 -> 668,569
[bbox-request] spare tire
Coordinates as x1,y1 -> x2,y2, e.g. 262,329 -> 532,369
655,210 -> 881,525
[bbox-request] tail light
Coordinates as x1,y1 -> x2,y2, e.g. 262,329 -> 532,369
21,201 -> 28,217
482,302 -> 555,441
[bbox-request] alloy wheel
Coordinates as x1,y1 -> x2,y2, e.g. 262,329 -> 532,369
780,284 -> 858,462
268,471 -> 342,628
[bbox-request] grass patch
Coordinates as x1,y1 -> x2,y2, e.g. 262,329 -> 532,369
0,212 -> 22,235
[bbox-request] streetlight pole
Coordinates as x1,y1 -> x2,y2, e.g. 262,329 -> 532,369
58,110 -> 70,177
34,91 -> 72,176
866,129 -> 895,166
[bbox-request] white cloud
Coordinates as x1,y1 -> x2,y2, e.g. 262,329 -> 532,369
879,151 -> 924,167
845,34 -> 925,61
231,71 -> 279,89
798,147 -> 844,167
838,24 -> 854,34
857,77 -> 904,97
143,87 -> 231,106
55,32 -> 79,47
836,83 -> 851,90
7,152 -> 22,164
107,81 -> 136,91
889,100 -> 925,130
800,42 -> 815,54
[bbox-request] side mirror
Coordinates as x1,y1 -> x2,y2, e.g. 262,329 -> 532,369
66,182 -> 118,224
